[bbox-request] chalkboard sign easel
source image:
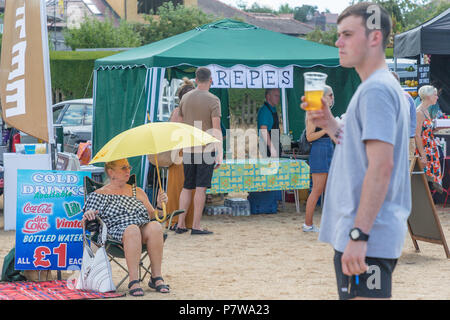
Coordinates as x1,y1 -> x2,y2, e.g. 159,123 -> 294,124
408,157 -> 450,258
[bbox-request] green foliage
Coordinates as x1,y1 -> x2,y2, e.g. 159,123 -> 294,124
350,0 -> 450,32
385,48 -> 394,58
293,5 -> 318,22
139,2 -> 216,44
244,3 -> 275,14
63,16 -> 142,50
306,27 -> 338,47
228,89 -> 282,118
278,4 -> 295,14
404,0 -> 450,29
228,89 -> 266,116
49,51 -> 119,100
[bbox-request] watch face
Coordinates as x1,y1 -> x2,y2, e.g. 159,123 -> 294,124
350,229 -> 360,240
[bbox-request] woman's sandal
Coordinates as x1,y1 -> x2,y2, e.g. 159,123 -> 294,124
149,276 -> 170,293
128,280 -> 144,296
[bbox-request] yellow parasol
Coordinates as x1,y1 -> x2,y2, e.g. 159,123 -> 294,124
90,122 -> 220,222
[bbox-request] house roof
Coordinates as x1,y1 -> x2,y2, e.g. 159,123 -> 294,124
197,0 -> 314,36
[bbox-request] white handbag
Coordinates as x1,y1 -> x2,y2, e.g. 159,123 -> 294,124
76,217 -> 116,293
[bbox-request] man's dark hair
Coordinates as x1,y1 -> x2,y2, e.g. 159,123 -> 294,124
337,2 -> 392,49
195,67 -> 212,83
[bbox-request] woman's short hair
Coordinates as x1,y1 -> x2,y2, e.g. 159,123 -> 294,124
418,85 -> 437,100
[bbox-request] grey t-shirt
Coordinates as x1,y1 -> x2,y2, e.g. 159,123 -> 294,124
318,69 -> 412,259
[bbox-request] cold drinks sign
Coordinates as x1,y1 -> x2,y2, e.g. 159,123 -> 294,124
15,170 -> 90,271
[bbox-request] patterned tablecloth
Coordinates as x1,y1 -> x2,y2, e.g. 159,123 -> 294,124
207,159 -> 310,194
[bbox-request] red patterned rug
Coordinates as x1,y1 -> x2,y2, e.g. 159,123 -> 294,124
0,280 -> 125,300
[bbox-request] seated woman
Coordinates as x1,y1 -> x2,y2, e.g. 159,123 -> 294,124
415,85 -> 443,191
82,158 -> 169,296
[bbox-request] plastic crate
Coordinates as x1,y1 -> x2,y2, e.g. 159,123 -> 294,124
204,205 -> 232,216
224,198 -> 251,216
248,191 -> 278,214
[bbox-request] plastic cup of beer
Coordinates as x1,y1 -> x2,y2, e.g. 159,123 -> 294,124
303,72 -> 328,111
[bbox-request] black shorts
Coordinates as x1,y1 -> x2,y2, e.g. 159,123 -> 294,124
333,250 -> 398,300
183,152 -> 215,189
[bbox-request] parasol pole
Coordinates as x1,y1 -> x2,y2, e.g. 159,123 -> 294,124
153,154 -> 167,223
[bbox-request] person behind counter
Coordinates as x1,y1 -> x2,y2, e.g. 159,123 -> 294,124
258,88 -> 281,158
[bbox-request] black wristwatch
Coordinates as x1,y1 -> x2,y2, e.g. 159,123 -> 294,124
156,206 -> 163,210
349,228 -> 369,241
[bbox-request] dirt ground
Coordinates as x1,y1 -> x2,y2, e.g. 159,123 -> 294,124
1,194 -> 449,300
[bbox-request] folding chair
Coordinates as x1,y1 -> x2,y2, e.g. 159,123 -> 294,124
83,175 -> 184,289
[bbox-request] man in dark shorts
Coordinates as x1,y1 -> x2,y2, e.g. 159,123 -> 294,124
302,2 -> 411,299
176,67 -> 223,235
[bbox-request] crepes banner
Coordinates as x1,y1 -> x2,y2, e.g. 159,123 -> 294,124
207,64 -> 294,89
15,170 -> 90,271
0,0 -> 54,143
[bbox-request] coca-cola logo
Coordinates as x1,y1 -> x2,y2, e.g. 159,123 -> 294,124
22,202 -> 53,214
22,216 -> 50,234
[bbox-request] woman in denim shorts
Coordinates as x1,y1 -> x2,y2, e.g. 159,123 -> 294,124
302,85 -> 335,232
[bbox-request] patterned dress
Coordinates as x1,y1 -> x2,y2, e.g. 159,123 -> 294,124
418,116 -> 442,185
82,185 -> 151,242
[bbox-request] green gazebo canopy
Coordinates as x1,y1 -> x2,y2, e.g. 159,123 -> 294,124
95,19 -> 342,69
93,19 -> 360,188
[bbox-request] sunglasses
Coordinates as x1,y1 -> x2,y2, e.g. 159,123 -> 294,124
116,165 -> 132,171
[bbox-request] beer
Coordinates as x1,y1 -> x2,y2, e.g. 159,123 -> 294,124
304,90 -> 324,110
303,72 -> 328,111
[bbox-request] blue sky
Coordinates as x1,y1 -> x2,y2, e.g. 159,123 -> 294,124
220,0 -> 352,14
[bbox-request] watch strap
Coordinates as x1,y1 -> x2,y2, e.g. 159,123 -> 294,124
349,228 -> 369,241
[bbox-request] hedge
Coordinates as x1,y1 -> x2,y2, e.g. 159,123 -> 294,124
50,51 -> 119,100
49,51 -> 274,117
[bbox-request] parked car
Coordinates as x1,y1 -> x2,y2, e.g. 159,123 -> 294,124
16,98 -> 93,154
53,98 -> 93,153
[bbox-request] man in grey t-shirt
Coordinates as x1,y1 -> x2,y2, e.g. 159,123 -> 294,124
302,3 -> 411,300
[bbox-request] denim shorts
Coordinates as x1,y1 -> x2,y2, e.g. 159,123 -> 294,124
309,137 -> 334,173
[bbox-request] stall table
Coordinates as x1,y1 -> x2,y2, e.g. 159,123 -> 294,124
207,159 -> 310,212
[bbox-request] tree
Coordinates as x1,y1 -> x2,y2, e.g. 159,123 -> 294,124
305,27 -> 338,47
236,0 -> 248,11
278,4 -> 294,14
400,0 -> 450,30
244,3 -> 275,14
63,16 -> 142,50
350,0 -> 450,32
293,5 -> 318,22
140,2 -> 215,44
